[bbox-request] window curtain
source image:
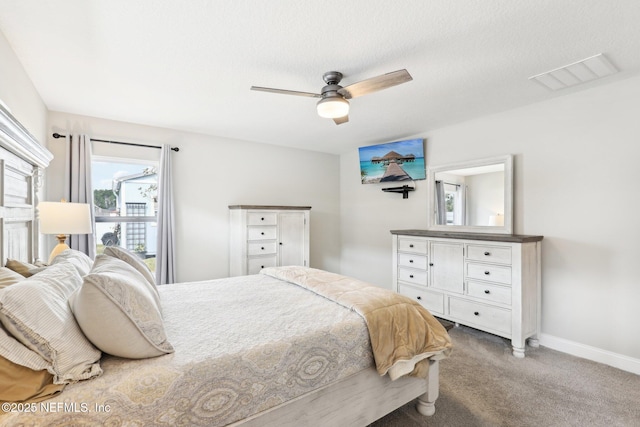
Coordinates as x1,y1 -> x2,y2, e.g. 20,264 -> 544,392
435,180 -> 446,225
459,185 -> 467,226
65,134 -> 96,259
156,144 -> 176,285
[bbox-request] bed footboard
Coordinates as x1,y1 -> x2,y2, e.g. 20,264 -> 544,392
234,359 -> 440,427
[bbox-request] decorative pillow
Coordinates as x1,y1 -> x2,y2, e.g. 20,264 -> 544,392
103,246 -> 157,289
4,259 -> 38,278
69,255 -> 173,359
0,355 -> 65,404
0,262 -> 102,384
0,267 -> 25,289
0,326 -> 62,404
0,324 -> 49,372
26,266 -> 48,276
50,249 -> 94,276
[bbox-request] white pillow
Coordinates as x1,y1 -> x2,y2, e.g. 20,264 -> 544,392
0,262 -> 102,384
0,267 -> 25,289
0,324 -> 49,372
69,255 -> 173,359
103,246 -> 157,288
51,249 -> 94,276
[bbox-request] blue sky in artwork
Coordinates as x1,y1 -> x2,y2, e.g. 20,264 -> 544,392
358,138 -> 424,161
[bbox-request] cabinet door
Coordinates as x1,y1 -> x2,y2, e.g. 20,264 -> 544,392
430,241 -> 464,293
278,212 -> 307,267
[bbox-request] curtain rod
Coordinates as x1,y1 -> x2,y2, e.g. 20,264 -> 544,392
52,133 -> 179,152
435,180 -> 461,187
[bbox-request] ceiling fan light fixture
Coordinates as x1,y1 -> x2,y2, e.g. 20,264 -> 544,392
252,69 -> 411,124
316,96 -> 349,119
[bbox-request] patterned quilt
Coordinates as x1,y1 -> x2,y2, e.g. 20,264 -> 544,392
1,274 -> 373,426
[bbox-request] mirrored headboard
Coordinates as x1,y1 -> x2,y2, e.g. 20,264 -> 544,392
427,154 -> 513,234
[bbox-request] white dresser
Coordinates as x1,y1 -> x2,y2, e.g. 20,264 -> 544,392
392,230 -> 543,357
229,205 -> 310,276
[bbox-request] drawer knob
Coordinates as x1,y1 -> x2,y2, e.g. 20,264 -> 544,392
261,232 -> 265,235
261,246 -> 265,250
474,311 -> 479,316
484,289 -> 490,294
261,265 -> 265,269
409,244 -> 414,248
279,242 -> 283,245
416,296 -> 422,300
409,274 -> 414,278
409,259 -> 414,263
261,217 -> 265,221
484,251 -> 491,256
484,271 -> 490,275
429,263 -> 434,267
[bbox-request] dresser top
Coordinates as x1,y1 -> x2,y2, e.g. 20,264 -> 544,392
390,229 -> 543,243
229,205 -> 311,210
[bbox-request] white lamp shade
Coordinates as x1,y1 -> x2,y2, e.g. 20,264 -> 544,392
317,97 -> 349,119
39,202 -> 92,234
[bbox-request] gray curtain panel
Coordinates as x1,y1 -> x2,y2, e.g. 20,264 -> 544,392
65,134 -> 96,259
435,180 -> 446,225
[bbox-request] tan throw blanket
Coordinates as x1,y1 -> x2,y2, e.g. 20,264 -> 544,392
260,266 -> 452,380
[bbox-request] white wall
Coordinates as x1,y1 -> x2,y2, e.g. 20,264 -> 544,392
340,74 -> 640,370
47,112 -> 341,282
0,30 -> 47,145
466,171 -> 504,226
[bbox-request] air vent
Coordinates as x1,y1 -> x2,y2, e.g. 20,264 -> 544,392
529,53 -> 618,91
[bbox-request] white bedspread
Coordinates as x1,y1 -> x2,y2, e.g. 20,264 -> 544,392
1,274 -> 373,426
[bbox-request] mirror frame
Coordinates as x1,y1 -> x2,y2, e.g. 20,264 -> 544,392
427,154 -> 513,234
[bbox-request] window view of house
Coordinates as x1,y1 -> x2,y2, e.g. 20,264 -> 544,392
92,159 -> 158,272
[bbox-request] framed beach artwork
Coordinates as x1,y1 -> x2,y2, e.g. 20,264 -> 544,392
359,138 -> 426,184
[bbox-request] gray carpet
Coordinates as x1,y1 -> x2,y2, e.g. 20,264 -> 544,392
370,325 -> 640,427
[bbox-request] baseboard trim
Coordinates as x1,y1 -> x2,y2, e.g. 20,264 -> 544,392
539,333 -> 640,376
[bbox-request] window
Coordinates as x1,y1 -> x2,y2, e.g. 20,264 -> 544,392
444,183 -> 465,225
92,158 -> 158,272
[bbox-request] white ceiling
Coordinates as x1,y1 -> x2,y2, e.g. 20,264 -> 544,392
1,0 -> 640,155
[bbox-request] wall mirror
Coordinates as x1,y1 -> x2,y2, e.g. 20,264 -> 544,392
427,154 -> 513,234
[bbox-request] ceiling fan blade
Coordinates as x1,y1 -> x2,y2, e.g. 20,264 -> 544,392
333,115 -> 349,125
250,86 -> 322,98
338,69 -> 412,99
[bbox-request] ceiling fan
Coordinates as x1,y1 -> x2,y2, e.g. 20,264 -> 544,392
250,69 -> 412,125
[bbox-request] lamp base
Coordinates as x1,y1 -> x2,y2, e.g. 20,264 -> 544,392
48,235 -> 69,264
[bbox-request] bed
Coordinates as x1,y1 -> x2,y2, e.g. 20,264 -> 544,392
0,104 -> 452,426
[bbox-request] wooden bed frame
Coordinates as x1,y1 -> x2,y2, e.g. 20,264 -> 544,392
0,104 -> 440,426
235,361 -> 439,426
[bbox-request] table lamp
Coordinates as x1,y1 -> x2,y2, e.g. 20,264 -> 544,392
488,213 -> 504,227
38,201 -> 92,263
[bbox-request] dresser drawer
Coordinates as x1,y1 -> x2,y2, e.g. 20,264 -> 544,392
248,241 -> 277,256
399,284 -> 444,315
398,238 -> 428,255
248,256 -> 277,274
247,226 -> 277,241
398,253 -> 428,270
247,212 -> 277,226
466,244 -> 512,264
467,280 -> 511,305
466,262 -> 512,285
449,297 -> 511,335
398,267 -> 428,286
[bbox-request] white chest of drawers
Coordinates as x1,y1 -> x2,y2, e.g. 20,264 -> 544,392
229,205 -> 310,276
392,230 -> 543,357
